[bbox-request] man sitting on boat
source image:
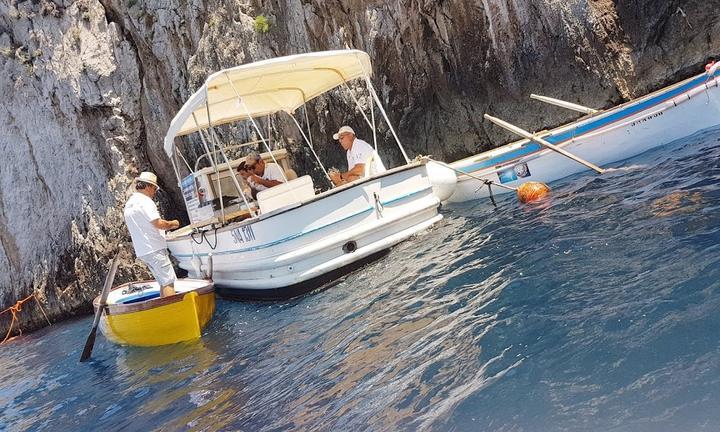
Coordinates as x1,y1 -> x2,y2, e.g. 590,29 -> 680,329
123,172 -> 181,298
329,125 -> 386,186
241,151 -> 286,194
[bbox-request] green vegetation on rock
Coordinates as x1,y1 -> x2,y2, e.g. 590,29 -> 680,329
254,15 -> 270,33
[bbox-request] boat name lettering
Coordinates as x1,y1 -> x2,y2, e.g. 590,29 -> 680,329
231,226 -> 256,244
630,111 -> 664,127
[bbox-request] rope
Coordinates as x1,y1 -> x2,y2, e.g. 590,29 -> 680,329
0,294 -> 51,345
190,227 -> 218,250
205,227 -> 219,250
426,157 -> 518,192
191,230 -> 204,245
486,183 -> 497,207
373,192 -> 384,217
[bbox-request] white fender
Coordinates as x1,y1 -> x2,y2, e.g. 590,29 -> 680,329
707,61 -> 719,76
426,161 -> 458,202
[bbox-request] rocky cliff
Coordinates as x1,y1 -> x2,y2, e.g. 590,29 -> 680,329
1,0 -> 718,337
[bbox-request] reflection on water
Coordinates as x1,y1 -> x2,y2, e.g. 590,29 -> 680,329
2,127 -> 720,431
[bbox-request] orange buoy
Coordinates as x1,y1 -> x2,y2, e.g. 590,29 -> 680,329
516,181 -> 551,203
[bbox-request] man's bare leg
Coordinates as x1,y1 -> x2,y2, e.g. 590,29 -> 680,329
160,285 -> 176,298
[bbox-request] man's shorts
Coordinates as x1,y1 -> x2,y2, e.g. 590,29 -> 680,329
139,249 -> 177,287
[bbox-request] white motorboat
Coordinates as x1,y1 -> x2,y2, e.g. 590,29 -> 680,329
163,50 -> 456,299
448,63 -> 720,202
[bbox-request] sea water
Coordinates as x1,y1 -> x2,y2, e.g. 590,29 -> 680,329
2,127 -> 720,431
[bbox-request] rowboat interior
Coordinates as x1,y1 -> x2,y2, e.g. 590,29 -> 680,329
104,279 -> 213,305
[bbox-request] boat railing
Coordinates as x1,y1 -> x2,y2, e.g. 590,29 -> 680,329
193,139 -> 268,173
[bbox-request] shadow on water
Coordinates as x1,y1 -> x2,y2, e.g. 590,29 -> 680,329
2,127 -> 720,431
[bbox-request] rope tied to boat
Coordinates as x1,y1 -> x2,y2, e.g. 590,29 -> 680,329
190,229 -> 204,245
373,192 -> 384,217
206,227 -> 218,250
426,158 -> 514,208
480,182 -> 497,207
0,293 -> 52,345
189,227 -> 219,250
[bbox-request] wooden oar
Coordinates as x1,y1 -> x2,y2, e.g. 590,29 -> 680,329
530,94 -> 598,114
484,114 -> 606,174
79,253 -> 121,362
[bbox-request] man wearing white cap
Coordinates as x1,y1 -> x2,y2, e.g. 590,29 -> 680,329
329,126 -> 386,186
123,172 -> 181,298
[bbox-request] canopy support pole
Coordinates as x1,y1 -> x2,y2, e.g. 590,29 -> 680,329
223,73 -> 287,182
289,111 -> 333,186
369,82 -> 377,151
194,112 -> 226,221
341,81 -> 375,133
176,147 -> 193,173
169,151 -> 193,221
366,78 -> 411,164
302,102 -> 315,150
353,55 -> 378,151
208,127 -> 257,219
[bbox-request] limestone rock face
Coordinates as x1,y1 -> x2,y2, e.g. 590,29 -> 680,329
0,0 -> 718,335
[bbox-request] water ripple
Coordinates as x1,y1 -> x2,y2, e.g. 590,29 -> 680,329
2,127 -> 720,431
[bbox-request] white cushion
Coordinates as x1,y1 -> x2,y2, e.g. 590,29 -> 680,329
257,175 -> 315,214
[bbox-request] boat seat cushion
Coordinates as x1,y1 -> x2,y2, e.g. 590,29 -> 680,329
257,175 -> 315,214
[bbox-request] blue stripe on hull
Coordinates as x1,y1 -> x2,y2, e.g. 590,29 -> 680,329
173,186 -> 434,258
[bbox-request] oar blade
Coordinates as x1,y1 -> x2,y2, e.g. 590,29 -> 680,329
79,329 -> 97,362
78,254 -> 120,363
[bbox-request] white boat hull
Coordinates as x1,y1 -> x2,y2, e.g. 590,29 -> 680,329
167,163 -> 441,298
448,70 -> 720,202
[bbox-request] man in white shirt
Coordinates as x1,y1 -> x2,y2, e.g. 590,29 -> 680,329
329,125 -> 386,186
243,151 -> 286,193
123,172 -> 181,298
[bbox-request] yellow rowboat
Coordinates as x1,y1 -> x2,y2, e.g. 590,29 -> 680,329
93,279 -> 215,347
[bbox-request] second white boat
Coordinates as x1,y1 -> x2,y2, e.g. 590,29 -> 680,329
448,63 -> 720,202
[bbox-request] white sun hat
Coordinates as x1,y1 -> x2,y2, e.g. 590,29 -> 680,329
135,171 -> 160,189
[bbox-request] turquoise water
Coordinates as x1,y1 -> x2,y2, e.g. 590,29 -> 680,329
2,127 -> 720,431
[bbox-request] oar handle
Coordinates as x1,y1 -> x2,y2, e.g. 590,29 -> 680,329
80,254 -> 120,362
530,94 -> 598,115
484,114 -> 605,174
93,255 -> 120,322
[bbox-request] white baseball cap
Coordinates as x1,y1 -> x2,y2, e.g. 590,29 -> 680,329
333,125 -> 355,140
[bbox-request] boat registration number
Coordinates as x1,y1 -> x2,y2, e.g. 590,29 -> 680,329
231,226 -> 256,244
630,110 -> 664,127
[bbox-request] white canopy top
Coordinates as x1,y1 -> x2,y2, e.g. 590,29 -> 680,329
164,50 -> 373,156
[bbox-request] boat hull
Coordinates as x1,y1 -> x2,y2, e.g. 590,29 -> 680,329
95,279 -> 215,347
448,70 -> 720,202
167,163 -> 442,297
